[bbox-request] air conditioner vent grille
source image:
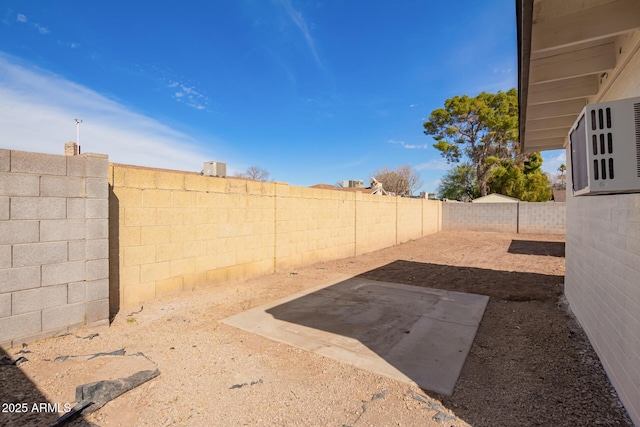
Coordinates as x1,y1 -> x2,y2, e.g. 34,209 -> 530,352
635,103 -> 640,177
570,97 -> 640,195
571,115 -> 589,192
610,158 -> 615,179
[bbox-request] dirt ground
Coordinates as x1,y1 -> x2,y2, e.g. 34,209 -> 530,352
0,230 -> 633,426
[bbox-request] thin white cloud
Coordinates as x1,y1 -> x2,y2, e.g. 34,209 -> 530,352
492,67 -> 513,74
387,139 -> 429,150
542,150 -> 566,174
415,159 -> 449,171
276,0 -> 323,69
473,77 -> 518,94
324,156 -> 368,171
15,13 -> 50,35
34,23 -> 49,34
55,40 -> 81,49
168,81 -> 209,111
0,53 -> 216,171
422,179 -> 442,193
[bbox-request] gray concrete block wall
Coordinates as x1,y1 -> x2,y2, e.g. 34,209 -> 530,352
0,148 -> 109,349
518,202 -> 566,234
442,201 -> 565,234
442,202 -> 518,233
565,192 -> 640,426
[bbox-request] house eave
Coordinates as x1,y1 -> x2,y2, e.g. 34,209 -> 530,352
517,0 -> 640,154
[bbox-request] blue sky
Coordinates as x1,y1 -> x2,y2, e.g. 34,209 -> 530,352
0,0 -> 565,193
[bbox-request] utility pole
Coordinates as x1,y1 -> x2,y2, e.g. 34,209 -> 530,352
74,119 -> 83,144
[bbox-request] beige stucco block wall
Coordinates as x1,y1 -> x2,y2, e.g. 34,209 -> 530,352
396,197 -> 423,244
110,165 -> 276,309
564,51 -> 640,426
354,193 -> 397,256
275,186 -> 355,270
110,163 -> 442,309
422,200 -> 442,235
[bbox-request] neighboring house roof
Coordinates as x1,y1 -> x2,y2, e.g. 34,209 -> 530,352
309,184 -> 335,190
472,193 -> 520,203
309,184 -> 379,195
338,187 -> 379,194
517,0 -> 640,153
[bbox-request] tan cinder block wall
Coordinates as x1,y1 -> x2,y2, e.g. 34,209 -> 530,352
396,197 -> 423,244
422,200 -> 442,235
275,186 -> 355,270
354,193 -> 397,256
109,164 -> 276,309
110,163 -> 442,309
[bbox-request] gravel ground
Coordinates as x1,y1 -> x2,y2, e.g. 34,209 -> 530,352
0,230 -> 633,426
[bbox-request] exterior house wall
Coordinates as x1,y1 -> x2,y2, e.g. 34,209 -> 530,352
0,149 -> 110,348
472,193 -> 519,203
110,164 -> 442,309
564,51 -> 640,425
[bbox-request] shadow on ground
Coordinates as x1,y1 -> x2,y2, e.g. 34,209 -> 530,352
264,260 -> 565,394
357,260 -> 563,302
265,276 -> 488,395
508,240 -> 566,257
354,260 -> 631,427
0,346 -> 91,426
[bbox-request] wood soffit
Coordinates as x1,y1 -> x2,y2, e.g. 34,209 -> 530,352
518,0 -> 640,152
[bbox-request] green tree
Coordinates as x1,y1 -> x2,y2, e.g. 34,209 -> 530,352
523,172 -> 553,201
423,89 -> 519,196
437,163 -> 480,201
523,151 -> 544,174
487,152 -> 552,202
487,161 -> 526,198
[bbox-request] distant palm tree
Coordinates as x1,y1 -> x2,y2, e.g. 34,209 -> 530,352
557,164 -> 566,187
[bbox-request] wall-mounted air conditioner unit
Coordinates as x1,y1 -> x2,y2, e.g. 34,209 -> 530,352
203,161 -> 226,177
569,96 -> 640,196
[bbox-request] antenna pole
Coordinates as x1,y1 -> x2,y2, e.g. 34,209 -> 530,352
74,119 -> 83,144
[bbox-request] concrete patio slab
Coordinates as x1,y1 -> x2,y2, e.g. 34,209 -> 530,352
222,277 -> 489,396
